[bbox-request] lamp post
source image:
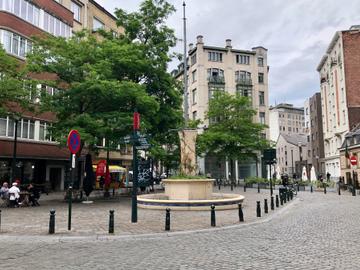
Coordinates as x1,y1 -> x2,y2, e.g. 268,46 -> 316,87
10,116 -> 20,184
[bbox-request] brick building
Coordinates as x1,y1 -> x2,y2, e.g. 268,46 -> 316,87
317,25 -> 360,180
0,0 -> 125,191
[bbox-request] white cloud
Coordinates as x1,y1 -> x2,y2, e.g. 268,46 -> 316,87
96,0 -> 360,106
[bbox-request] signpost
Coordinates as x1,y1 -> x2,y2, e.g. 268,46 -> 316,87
67,130 -> 81,230
350,155 -> 357,196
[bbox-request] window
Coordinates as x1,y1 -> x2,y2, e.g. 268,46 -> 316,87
192,70 -> 196,83
208,85 -> 224,99
190,54 -> 196,65
207,68 -> 224,83
0,30 -> 32,58
236,85 -> 252,98
71,1 -> 81,22
93,17 -> 104,31
288,127 -> 291,132
192,111 -> 197,120
258,57 -> 264,67
259,112 -> 265,124
235,71 -> 251,84
279,126 -> 282,131
208,51 -> 222,62
259,91 -> 265,105
258,73 -> 264,84
236,54 -> 250,64
192,89 -> 197,104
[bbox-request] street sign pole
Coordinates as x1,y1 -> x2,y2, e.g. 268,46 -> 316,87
67,130 -> 81,231
131,110 -> 140,223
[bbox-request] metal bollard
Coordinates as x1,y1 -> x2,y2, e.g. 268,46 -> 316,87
352,186 -> 356,196
310,185 -> 313,193
258,184 -> 260,193
211,205 -> 216,227
286,191 -> 290,201
238,203 -> 244,222
165,208 -> 171,231
256,201 -> 261,217
231,182 -> 234,191
275,195 -> 279,208
218,180 -> 221,190
297,185 -> 300,192
290,190 -> 293,200
109,210 -> 114,234
338,187 -> 341,196
280,194 -> 284,205
49,209 -> 56,234
270,196 -> 274,210
243,185 -> 246,192
264,199 -> 268,214
324,185 -> 327,194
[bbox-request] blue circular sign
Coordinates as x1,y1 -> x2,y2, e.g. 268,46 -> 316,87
67,130 -> 81,154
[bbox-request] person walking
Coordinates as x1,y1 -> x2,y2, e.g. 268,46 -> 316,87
8,182 -> 20,208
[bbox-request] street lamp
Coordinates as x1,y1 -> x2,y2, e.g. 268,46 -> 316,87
10,115 -> 20,184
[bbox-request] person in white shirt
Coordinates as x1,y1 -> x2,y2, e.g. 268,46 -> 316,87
8,182 -> 20,208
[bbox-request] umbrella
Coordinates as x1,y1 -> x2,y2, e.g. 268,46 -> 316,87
310,166 -> 317,182
276,166 -> 281,180
83,154 -> 95,197
301,166 -> 308,181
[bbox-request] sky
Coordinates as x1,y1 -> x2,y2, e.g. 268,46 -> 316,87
96,0 -> 360,107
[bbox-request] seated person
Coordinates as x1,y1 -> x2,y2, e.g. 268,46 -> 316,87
0,182 -> 9,206
27,184 -> 40,206
8,182 -> 20,207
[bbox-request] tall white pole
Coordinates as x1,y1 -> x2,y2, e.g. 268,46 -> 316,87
183,1 -> 189,125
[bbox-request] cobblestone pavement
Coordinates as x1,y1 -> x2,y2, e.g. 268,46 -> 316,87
0,187 -> 281,235
1,190 -> 360,269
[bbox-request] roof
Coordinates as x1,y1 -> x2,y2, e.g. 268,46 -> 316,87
270,103 -> 304,112
280,134 -> 307,146
89,0 -> 118,21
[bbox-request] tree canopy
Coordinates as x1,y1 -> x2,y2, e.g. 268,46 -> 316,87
197,91 -> 269,161
25,0 -> 183,158
0,46 -> 36,116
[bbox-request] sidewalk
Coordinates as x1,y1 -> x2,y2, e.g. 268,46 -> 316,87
0,186 -> 295,236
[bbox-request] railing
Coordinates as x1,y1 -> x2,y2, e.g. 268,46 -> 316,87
208,76 -> 225,84
236,78 -> 252,85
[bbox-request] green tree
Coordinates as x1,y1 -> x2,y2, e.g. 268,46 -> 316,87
116,0 -> 183,166
26,31 -> 159,152
197,91 -> 269,162
0,47 -> 36,116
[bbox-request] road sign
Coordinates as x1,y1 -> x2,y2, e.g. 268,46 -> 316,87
135,144 -> 151,150
350,156 -> 357,166
67,130 -> 81,154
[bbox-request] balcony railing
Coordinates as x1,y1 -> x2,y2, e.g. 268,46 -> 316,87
235,78 -> 252,85
208,76 -> 225,84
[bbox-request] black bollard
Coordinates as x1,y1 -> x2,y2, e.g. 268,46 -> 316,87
290,190 -> 293,200
218,180 -> 221,190
256,201 -> 261,217
275,195 -> 279,208
49,209 -> 56,234
231,181 -> 234,191
270,196 -> 274,210
238,203 -> 244,222
109,210 -> 114,234
338,187 -> 341,196
352,186 -> 356,196
297,184 -> 300,192
324,185 -> 327,194
243,185 -> 246,192
280,194 -> 284,205
258,184 -> 260,193
211,205 -> 216,227
264,199 -> 268,214
310,185 -> 313,193
165,208 -> 171,231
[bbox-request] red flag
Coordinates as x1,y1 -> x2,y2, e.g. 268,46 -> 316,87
133,111 -> 140,130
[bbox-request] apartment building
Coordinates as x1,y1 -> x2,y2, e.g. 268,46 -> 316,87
0,0 -> 125,190
175,36 -> 269,179
317,25 -> 360,179
269,103 -> 305,143
276,134 -> 308,176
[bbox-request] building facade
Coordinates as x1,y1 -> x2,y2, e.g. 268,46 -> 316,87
175,36 -> 269,179
317,26 -> 360,179
0,0 -> 124,190
308,92 -> 325,175
276,134 -> 308,177
269,103 -> 305,143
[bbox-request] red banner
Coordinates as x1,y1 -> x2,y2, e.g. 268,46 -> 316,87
96,160 -> 106,177
133,111 -> 140,130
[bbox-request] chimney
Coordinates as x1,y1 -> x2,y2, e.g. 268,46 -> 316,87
225,39 -> 232,48
189,43 -> 194,50
196,35 -> 203,44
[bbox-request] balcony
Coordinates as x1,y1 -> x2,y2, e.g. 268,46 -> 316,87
208,76 -> 225,84
236,78 -> 252,86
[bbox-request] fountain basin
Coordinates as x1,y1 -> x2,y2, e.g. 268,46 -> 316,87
138,193 -> 245,211
162,179 -> 214,200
